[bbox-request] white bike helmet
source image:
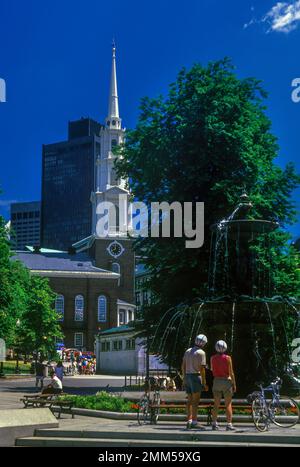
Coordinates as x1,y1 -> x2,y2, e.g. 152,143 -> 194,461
195,334 -> 208,348
215,340 -> 227,353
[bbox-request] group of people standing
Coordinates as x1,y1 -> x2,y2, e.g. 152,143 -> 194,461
182,334 -> 236,431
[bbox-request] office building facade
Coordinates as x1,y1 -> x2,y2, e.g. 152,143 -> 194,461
41,118 -> 103,251
10,201 -> 41,250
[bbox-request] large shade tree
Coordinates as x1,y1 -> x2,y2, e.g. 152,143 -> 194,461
115,59 -> 300,361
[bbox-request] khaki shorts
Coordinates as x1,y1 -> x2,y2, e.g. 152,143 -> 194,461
212,378 -> 233,398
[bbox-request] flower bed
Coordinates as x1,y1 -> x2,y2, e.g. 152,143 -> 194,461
60,392 -> 138,413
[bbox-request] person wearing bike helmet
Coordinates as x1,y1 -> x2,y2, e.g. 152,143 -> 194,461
210,340 -> 236,431
182,334 -> 208,429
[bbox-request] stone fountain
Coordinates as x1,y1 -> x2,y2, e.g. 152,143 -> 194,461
152,194 -> 300,395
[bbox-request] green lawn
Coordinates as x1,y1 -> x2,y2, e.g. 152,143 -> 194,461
1,360 -> 32,374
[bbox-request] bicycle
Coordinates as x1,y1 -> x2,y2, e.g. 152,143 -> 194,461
137,378 -> 161,425
248,377 -> 300,432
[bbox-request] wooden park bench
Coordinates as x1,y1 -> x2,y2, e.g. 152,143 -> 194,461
20,393 -> 74,418
20,393 -> 68,407
50,399 -> 75,419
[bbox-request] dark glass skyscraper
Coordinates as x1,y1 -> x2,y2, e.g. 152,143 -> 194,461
41,118 -> 102,250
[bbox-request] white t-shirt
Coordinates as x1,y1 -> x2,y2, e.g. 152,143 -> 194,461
183,346 -> 206,374
51,375 -> 63,390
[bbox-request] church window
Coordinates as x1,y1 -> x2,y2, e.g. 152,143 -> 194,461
75,295 -> 84,321
55,294 -> 64,321
98,295 -> 107,322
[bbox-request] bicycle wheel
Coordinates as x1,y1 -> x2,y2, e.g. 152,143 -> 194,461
252,397 -> 269,432
151,391 -> 161,424
137,395 -> 151,425
269,397 -> 300,428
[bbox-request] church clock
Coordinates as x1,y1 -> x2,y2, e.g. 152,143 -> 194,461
107,240 -> 124,258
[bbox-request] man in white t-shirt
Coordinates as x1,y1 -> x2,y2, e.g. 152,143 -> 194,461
182,334 -> 208,429
43,370 -> 63,394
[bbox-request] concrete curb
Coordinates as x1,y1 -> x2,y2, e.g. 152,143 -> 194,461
70,407 -> 253,423
34,428 -> 300,444
71,408 -> 137,420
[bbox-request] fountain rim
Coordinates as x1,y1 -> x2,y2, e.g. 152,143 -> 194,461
210,219 -> 279,233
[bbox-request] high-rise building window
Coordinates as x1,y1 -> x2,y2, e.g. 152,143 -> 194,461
55,294 -> 64,321
98,295 -> 107,322
75,295 -> 84,321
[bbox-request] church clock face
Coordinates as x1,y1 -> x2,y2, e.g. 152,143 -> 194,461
107,240 -> 124,258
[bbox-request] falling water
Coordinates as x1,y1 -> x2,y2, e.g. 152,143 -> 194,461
150,305 -> 179,352
230,301 -> 236,353
280,312 -> 292,366
159,307 -> 186,356
211,203 -> 246,294
188,302 -> 205,346
265,301 -> 279,373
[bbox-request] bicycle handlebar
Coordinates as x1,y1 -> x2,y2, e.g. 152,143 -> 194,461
256,377 -> 282,391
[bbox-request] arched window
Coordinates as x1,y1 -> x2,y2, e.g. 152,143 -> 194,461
75,295 -> 84,321
112,262 -> 120,286
98,295 -> 107,322
55,295 -> 64,321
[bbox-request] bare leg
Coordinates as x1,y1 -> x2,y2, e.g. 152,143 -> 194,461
187,394 -> 192,421
212,394 -> 221,424
224,393 -> 233,424
191,392 -> 200,422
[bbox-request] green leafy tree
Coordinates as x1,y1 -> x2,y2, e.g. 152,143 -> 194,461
16,275 -> 63,359
115,59 -> 300,354
0,211 -> 62,359
0,217 -> 26,347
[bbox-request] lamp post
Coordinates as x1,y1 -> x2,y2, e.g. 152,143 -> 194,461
15,319 -> 21,374
146,334 -> 150,381
146,325 -> 155,381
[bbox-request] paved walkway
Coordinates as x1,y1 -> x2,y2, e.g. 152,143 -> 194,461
1,376 -> 300,446
0,375 -> 125,410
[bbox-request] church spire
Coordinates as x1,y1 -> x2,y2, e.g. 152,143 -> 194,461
107,40 -> 120,122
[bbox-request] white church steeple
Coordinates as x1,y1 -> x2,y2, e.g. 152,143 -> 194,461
106,41 -> 121,129
90,41 -> 131,238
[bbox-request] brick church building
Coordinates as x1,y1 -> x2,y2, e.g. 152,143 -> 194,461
14,43 -> 136,351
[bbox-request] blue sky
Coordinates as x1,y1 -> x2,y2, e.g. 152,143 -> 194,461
0,0 -> 299,237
